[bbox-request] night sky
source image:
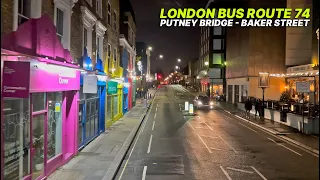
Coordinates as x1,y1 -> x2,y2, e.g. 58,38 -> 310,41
130,0 -> 207,75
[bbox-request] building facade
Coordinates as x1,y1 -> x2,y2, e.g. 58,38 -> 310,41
119,0 -> 137,113
223,0 -> 287,104
197,1 -> 227,96
1,0 -> 80,179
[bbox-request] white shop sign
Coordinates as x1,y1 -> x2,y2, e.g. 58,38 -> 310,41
83,75 -> 98,93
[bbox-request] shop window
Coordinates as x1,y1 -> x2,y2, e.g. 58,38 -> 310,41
55,8 -> 64,42
3,98 -> 30,179
32,93 -> 46,112
47,92 -> 63,160
212,53 -> 223,64
78,101 -> 84,146
113,95 -> 118,116
18,0 -> 31,26
32,114 -> 45,179
106,96 -> 112,120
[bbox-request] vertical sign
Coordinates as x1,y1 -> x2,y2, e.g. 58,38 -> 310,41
258,72 -> 269,88
83,74 -> 98,93
2,61 -> 30,98
185,101 -> 189,111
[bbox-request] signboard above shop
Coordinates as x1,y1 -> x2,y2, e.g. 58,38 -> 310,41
296,81 -> 310,93
83,75 -> 98,93
107,81 -> 118,94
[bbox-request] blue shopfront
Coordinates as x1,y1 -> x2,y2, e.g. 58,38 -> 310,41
78,48 -> 107,149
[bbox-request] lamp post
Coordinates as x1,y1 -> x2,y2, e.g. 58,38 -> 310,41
178,58 -> 181,62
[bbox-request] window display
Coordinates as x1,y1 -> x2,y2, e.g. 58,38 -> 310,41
3,98 -> 30,180
47,92 -> 63,160
32,93 -> 46,112
113,95 -> 118,116
106,96 -> 112,120
32,114 -> 45,180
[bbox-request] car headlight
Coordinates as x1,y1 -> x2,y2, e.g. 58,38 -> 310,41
210,101 -> 214,105
198,101 -> 202,105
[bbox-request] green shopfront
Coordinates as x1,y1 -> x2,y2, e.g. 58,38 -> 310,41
105,80 -> 123,128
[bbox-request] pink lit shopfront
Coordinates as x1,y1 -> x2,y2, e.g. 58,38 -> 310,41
1,15 -> 80,180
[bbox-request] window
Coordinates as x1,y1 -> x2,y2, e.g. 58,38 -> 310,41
83,28 -> 88,53
212,53 -> 223,64
113,11 -> 117,30
108,44 -> 112,67
96,0 -> 102,17
32,93 -> 46,112
213,39 -> 224,50
56,8 -> 64,42
3,98 -> 30,179
213,26 -> 222,35
107,2 -> 111,25
208,68 -> 221,78
47,92 -> 63,160
86,0 -> 92,6
113,48 -> 117,63
18,0 -> 31,25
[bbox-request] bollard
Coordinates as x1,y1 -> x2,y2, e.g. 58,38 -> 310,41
149,93 -> 152,99
189,104 -> 194,114
185,101 -> 189,111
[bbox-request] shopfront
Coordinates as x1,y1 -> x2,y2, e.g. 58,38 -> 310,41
78,73 -> 107,149
105,80 -> 123,128
1,59 -> 80,180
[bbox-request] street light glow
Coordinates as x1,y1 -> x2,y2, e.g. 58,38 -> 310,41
148,46 -> 152,51
178,59 -> 181,62
159,54 -> 163,59
205,61 -> 209,66
175,66 -> 179,69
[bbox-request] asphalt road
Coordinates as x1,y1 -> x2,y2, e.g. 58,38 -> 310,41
114,85 -> 319,180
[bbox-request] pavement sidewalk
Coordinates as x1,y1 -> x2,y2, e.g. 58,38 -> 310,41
48,89 -> 157,180
218,102 -> 319,153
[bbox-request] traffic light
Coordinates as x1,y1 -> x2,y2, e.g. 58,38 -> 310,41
158,75 -> 161,79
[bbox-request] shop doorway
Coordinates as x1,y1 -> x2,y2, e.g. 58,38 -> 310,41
234,85 -> 239,105
228,85 -> 233,103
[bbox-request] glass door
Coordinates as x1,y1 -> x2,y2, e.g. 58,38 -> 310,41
31,115 -> 45,180
31,93 -> 46,180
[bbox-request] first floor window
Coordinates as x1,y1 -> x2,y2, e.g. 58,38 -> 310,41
18,0 -> 31,26
213,39 -> 224,50
83,28 -> 88,53
212,53 -> 223,64
56,8 -> 64,42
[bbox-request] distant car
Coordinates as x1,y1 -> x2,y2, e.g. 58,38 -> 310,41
193,95 -> 214,109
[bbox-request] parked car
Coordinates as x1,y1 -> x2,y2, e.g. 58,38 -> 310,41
193,95 -> 214,109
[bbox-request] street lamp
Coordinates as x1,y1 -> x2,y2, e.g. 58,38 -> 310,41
159,54 -> 163,59
148,46 -> 152,51
175,65 -> 179,69
204,61 -> 209,66
178,59 -> 181,62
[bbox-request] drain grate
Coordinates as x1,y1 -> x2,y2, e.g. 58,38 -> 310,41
144,155 -> 184,175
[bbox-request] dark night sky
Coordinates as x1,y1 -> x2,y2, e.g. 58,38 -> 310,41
130,0 -> 207,75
